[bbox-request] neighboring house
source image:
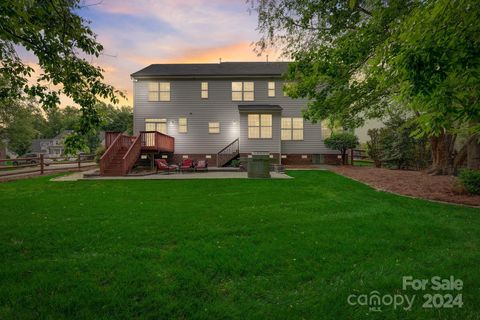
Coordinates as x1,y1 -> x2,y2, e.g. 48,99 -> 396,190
31,130 -> 72,157
130,62 -> 338,166
355,119 -> 385,145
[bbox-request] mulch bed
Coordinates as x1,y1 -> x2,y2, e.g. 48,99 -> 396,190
330,166 -> 480,207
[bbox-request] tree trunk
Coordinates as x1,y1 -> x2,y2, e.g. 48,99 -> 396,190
467,135 -> 480,170
428,131 -> 456,175
341,149 -> 347,165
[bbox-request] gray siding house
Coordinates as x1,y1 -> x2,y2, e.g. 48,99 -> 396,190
131,62 -> 338,165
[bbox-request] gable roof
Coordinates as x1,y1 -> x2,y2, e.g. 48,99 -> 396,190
131,62 -> 290,78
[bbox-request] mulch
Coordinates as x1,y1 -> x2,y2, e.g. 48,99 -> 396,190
330,166 -> 480,207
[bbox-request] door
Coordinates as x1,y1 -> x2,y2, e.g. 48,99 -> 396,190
144,119 -> 167,147
145,119 -> 167,134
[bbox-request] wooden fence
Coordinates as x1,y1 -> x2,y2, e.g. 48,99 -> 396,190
0,154 -> 96,178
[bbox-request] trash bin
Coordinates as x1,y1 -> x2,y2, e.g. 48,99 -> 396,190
248,151 -> 271,178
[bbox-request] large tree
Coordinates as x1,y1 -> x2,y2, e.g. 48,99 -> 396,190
249,0 -> 480,173
0,0 -> 123,153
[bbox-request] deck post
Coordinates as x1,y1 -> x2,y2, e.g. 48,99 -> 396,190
351,149 -> 354,166
40,154 -> 44,175
77,154 -> 81,170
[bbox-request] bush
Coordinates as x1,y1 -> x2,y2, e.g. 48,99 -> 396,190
94,146 -> 106,164
324,132 -> 358,165
458,169 -> 480,194
230,159 -> 240,167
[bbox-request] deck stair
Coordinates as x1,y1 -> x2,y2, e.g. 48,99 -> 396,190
217,138 -> 239,167
100,131 -> 174,176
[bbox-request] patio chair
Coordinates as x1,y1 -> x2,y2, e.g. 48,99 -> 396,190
180,159 -> 194,172
196,160 -> 208,172
156,159 -> 176,174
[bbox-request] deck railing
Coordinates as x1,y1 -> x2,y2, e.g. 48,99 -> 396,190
100,134 -> 135,175
217,138 -> 239,167
140,131 -> 174,152
122,135 -> 141,174
105,131 -> 122,149
100,133 -> 123,175
100,131 -> 174,175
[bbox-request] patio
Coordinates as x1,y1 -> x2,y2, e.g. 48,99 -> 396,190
52,169 -> 293,181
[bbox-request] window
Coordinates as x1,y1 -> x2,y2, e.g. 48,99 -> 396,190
178,117 -> 188,133
148,82 -> 170,101
268,81 -> 275,97
209,122 -> 220,134
145,118 -> 167,134
281,117 -> 304,140
201,82 -> 208,99
248,114 -> 272,139
232,82 -> 254,101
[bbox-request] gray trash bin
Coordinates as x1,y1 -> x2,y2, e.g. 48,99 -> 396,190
248,151 -> 271,178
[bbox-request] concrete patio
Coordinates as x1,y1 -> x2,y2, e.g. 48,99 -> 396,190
52,169 -> 293,181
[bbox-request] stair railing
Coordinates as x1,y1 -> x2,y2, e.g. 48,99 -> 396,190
122,135 -> 142,174
217,138 -> 239,167
100,133 -> 123,175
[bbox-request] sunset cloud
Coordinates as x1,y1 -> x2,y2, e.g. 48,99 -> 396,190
19,0 -> 281,107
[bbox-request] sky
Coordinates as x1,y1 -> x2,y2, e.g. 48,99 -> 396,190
31,0 -> 281,107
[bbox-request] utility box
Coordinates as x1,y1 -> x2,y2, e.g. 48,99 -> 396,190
248,151 -> 271,178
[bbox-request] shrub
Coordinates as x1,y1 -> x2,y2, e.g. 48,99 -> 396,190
230,159 -> 240,167
458,169 -> 480,194
324,132 -> 358,165
94,146 -> 106,164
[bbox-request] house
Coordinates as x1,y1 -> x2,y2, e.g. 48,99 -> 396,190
31,130 -> 72,157
132,62 -> 338,163
100,62 -> 339,175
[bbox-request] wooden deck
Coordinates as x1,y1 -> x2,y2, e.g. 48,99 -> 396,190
101,131 -> 174,176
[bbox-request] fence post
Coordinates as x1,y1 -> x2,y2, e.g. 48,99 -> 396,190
77,154 -> 81,170
40,154 -> 44,175
351,149 -> 354,166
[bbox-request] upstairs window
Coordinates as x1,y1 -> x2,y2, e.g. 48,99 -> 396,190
148,82 -> 170,101
248,114 -> 272,139
178,117 -> 188,133
232,82 -> 254,101
208,122 -> 220,134
268,81 -> 275,97
281,117 -> 304,140
201,82 -> 208,99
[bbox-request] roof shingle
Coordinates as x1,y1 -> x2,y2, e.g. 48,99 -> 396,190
131,62 -> 289,78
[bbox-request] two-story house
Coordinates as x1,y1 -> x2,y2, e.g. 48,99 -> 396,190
130,62 -> 338,167
31,130 -> 72,157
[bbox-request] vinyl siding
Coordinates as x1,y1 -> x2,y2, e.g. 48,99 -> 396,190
133,78 -> 335,155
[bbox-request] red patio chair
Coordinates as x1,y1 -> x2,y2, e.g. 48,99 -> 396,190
180,159 -> 194,172
156,159 -> 176,174
196,160 -> 208,172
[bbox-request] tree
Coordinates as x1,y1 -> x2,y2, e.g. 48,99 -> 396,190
3,104 -> 40,155
324,132 -> 358,165
0,0 -> 123,153
98,104 -> 133,135
249,0 -> 480,174
366,129 -> 382,168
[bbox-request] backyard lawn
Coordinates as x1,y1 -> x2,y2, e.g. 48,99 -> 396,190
0,170 -> 479,319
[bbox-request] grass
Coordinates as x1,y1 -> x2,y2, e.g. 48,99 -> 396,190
353,159 -> 375,167
0,171 -> 479,319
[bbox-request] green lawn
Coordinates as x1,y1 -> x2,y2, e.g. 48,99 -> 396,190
0,171 -> 479,319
